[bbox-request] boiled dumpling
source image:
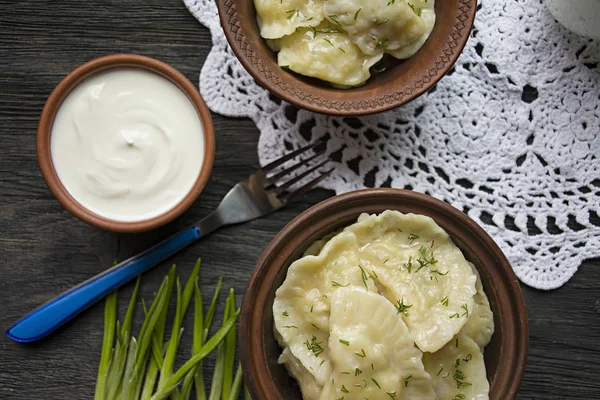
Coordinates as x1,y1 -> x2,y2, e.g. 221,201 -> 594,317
323,0 -> 430,57
423,333 -> 490,400
343,211 -> 478,353
278,24 -> 383,86
461,263 -> 495,349
324,286 -> 435,400
279,347 -> 322,400
254,0 -> 324,39
273,231 -> 380,387
388,0 -> 436,59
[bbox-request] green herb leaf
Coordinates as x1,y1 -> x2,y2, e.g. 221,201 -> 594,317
441,296 -> 449,306
331,281 -> 349,287
371,377 -> 381,389
304,335 -> 325,357
355,349 -> 366,358
403,375 -> 412,387
354,8 -> 361,20
395,298 -> 413,317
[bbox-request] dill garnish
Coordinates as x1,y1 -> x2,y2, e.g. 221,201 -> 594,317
431,269 -> 448,276
328,14 -> 342,25
371,377 -> 381,389
403,256 -> 413,272
395,298 -> 412,317
304,335 -> 324,356
407,3 -> 422,16
310,305 -> 314,312
463,353 -> 472,362
402,375 -> 412,387
441,296 -> 449,306
453,369 -> 472,389
355,379 -> 367,388
282,311 -> 289,316
285,9 -> 298,19
340,385 -> 349,393
455,338 -> 459,347
311,323 -> 320,330
461,304 -> 469,318
338,47 -> 346,53
341,371 -> 351,375
355,348 -> 366,358
408,233 -> 419,244
331,281 -> 349,287
453,395 -> 466,400
339,339 -> 350,346
283,325 -> 297,328
387,0 -> 395,5
358,264 -> 369,290
437,367 -> 444,376
387,391 -> 397,399
450,313 -> 460,319
376,19 -> 390,25
355,368 -> 362,376
354,8 -> 361,20
415,245 -> 438,272
323,38 -> 334,46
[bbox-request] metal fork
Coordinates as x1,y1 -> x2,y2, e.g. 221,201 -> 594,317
7,143 -> 331,343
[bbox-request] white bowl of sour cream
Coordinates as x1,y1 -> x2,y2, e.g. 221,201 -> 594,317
37,54 -> 215,232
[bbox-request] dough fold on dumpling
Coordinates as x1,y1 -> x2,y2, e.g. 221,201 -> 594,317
254,0 -> 324,39
461,262 -> 495,349
323,0 -> 433,57
324,287 -> 435,400
278,24 -> 383,86
423,333 -> 490,400
343,211 -> 478,353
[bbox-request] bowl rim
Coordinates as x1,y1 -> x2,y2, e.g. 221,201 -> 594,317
36,54 -> 215,233
217,0 -> 477,116
240,188 -> 528,399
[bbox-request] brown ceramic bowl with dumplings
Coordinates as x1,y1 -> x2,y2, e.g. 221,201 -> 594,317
217,0 -> 477,115
240,188 -> 528,399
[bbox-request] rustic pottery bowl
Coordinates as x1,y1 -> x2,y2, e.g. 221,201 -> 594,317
240,188 -> 528,399
37,54 -> 215,233
217,0 -> 477,115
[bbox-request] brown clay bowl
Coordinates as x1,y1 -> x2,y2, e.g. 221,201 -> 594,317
37,54 -> 215,233
217,0 -> 477,115
240,188 -> 528,399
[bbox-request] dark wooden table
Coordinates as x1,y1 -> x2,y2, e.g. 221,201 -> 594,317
0,1 -> 598,399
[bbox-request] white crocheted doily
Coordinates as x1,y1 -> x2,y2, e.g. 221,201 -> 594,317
184,0 -> 600,290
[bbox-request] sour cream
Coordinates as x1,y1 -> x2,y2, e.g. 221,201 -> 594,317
51,68 -> 205,222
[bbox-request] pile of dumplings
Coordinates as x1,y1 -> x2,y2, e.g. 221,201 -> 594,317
254,0 -> 436,86
273,210 -> 494,400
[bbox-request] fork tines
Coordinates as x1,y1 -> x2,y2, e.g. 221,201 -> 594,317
263,142 -> 332,201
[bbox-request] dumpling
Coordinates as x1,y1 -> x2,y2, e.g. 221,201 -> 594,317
324,286 -> 435,400
387,0 -> 436,59
343,211 -> 478,353
323,0 -> 431,57
461,263 -> 495,349
423,333 -> 490,400
278,24 -> 383,86
273,231 -> 380,387
279,347 -> 322,400
254,0 -> 324,39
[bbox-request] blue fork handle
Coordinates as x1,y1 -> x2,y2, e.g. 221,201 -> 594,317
6,226 -> 202,343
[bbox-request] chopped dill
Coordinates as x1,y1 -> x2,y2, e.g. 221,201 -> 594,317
395,298 -> 413,317
304,335 -> 324,356
402,375 -> 412,387
354,8 -> 361,20
355,348 -> 366,358
339,339 -> 350,346
371,377 -> 381,389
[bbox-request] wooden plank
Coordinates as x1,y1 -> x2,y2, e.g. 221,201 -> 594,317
0,0 -> 598,399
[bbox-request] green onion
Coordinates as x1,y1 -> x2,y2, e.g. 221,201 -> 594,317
95,290 -> 117,400
95,260 -> 243,400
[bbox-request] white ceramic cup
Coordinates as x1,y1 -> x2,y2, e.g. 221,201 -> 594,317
546,0 -> 600,40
